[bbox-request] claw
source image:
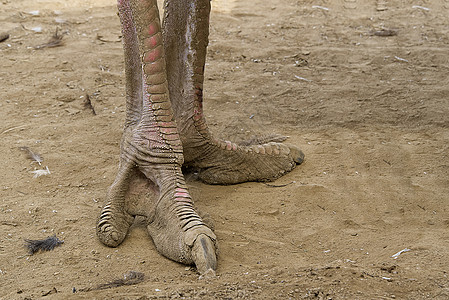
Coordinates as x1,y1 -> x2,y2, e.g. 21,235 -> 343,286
288,145 -> 305,164
191,233 -> 217,276
97,207 -> 134,247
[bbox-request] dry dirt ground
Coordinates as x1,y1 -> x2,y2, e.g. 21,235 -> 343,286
1,0 -> 449,299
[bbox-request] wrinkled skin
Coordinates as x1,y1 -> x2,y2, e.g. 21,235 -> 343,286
97,0 -> 304,276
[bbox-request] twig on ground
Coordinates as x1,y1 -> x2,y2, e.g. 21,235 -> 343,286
263,181 -> 295,188
391,248 -> 411,259
83,94 -> 96,115
0,32 -> 10,43
371,29 -> 398,37
75,271 -> 145,292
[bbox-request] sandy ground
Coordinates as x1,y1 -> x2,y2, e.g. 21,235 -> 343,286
1,0 -> 449,299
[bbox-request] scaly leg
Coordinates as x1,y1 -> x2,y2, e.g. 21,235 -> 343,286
97,0 -> 217,275
163,0 -> 304,185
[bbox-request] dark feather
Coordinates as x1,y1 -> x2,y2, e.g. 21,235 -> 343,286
19,146 -> 43,165
24,235 -> 64,255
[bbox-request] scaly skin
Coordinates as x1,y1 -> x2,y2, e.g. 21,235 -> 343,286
97,0 -> 217,275
163,0 -> 304,184
97,0 -> 304,275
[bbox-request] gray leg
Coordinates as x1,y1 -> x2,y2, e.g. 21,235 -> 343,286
97,0 -> 217,275
163,0 -> 304,185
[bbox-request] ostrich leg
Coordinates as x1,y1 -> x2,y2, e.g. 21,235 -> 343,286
97,0 -> 217,275
163,0 -> 304,185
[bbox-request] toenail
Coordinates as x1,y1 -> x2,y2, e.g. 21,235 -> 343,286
294,150 -> 305,164
111,231 -> 119,241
